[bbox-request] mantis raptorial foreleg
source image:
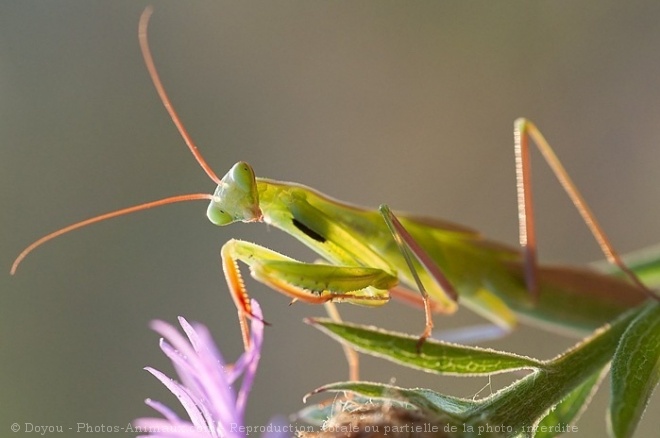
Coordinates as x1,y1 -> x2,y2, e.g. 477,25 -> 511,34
221,239 -> 395,348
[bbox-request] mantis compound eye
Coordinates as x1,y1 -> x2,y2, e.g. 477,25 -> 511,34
207,162 -> 262,226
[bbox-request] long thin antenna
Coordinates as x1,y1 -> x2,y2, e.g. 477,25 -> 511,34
11,193 -> 214,274
12,7 -> 228,274
139,6 -> 222,185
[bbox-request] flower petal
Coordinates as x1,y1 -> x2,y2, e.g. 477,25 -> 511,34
235,300 -> 265,416
144,398 -> 183,423
135,300 -> 270,438
144,367 -> 211,433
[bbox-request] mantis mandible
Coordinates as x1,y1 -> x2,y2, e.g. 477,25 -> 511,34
11,8 -> 656,351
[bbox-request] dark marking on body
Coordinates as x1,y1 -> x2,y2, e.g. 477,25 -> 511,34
292,218 -> 326,243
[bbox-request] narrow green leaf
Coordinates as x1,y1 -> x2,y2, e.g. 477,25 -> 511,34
464,308 -> 639,437
534,368 -> 607,438
307,318 -> 543,375
307,381 -> 475,422
294,401 -> 338,426
303,308 -> 644,437
608,301 -> 660,438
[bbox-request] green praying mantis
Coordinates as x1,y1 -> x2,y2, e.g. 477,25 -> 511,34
11,8 -> 657,352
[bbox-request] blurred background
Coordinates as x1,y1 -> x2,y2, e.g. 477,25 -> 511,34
2,1 -> 660,436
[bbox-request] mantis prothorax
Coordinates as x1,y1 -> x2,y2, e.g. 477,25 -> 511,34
12,8 -> 656,354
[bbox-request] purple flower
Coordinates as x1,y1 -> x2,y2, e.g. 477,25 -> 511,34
134,300 -> 285,437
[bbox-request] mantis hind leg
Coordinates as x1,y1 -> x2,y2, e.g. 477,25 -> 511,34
513,119 -> 654,300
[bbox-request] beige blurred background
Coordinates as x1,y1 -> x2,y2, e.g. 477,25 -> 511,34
2,1 -> 660,436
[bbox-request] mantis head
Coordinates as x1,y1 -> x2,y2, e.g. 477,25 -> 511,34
11,10 -> 264,275
207,162 -> 262,225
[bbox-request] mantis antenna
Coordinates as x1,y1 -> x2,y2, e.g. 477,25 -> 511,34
11,7 -> 223,275
139,6 -> 222,185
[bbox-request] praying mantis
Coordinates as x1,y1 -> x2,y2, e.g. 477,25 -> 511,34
11,7 -> 656,351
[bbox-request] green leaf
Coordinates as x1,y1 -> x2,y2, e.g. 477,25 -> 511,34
307,318 -> 543,375
305,306 -> 644,437
305,380 -> 477,435
608,301 -> 660,438
307,381 -> 476,419
294,400 -> 337,427
534,368 -> 607,438
457,308 -> 638,436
